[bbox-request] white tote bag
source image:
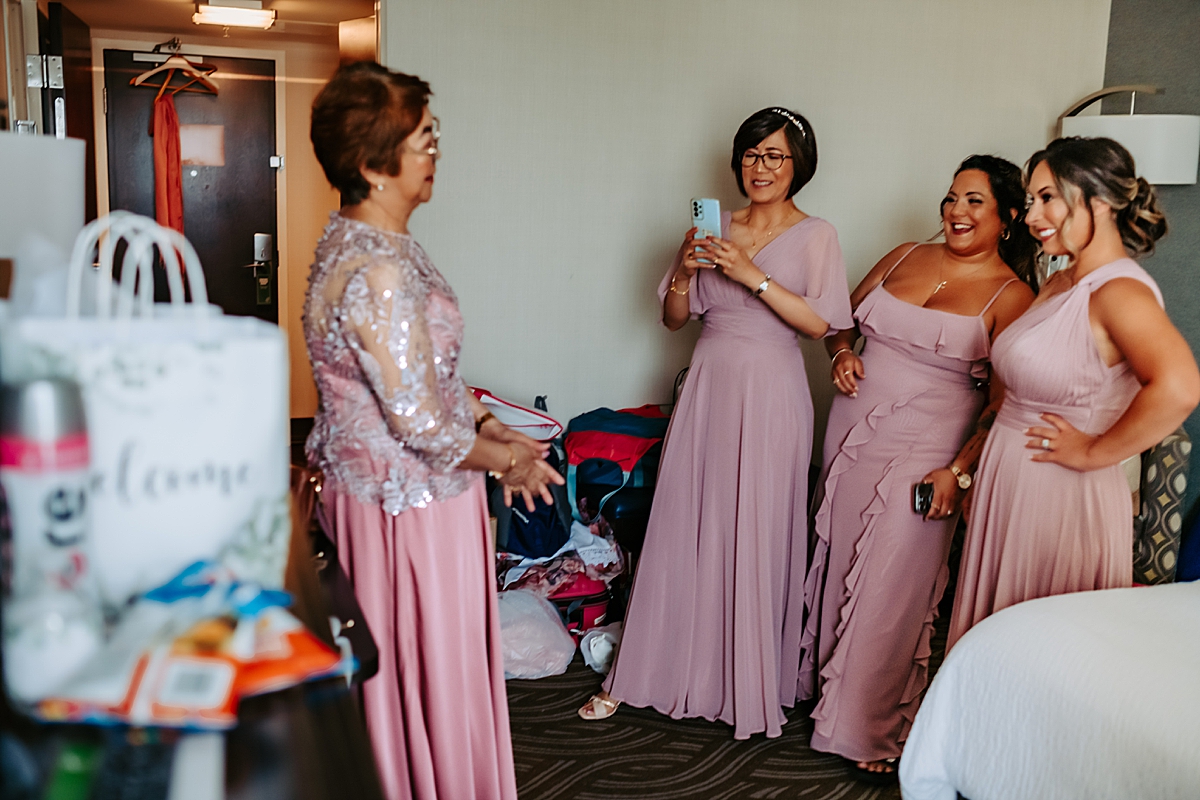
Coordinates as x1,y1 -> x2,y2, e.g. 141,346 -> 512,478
0,213 -> 290,605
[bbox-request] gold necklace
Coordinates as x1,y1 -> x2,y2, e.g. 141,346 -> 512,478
931,247 -> 988,295
750,210 -> 795,249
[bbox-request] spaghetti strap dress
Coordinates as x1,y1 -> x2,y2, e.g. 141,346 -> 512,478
798,244 -> 1015,762
947,258 -> 1160,651
602,213 -> 853,740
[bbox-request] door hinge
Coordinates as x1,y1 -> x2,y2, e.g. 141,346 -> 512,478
269,155 -> 284,169
47,56 -> 64,90
25,56 -> 64,89
25,54 -> 43,88
103,87 -> 107,116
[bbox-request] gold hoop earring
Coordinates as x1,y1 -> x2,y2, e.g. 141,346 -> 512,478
1001,227 -> 1011,241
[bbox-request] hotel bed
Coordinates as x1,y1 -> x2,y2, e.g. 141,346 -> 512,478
900,582 -> 1200,800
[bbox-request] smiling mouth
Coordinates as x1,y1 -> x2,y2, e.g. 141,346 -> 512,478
1035,227 -> 1057,240
751,179 -> 772,187
949,223 -> 973,234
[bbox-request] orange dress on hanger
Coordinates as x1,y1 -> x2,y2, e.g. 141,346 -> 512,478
153,93 -> 184,234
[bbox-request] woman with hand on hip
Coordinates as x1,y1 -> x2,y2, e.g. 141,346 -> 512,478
578,107 -> 853,740
948,137 -> 1199,650
306,63 -> 562,800
799,155 -> 1035,782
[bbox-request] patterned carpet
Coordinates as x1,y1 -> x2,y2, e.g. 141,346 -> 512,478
506,526 -> 960,800
507,659 -> 902,800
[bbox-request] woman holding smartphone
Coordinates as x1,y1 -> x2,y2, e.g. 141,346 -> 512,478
948,137 -> 1199,649
798,155 -> 1035,782
578,107 -> 853,740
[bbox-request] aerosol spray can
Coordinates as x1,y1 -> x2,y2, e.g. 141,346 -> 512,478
0,378 -> 103,702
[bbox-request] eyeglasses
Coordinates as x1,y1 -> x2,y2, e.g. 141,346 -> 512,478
741,151 -> 792,170
402,116 -> 441,160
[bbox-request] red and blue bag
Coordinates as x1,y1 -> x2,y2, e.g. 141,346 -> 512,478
563,405 -> 669,523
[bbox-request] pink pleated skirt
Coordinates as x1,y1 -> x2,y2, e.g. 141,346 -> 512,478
327,477 -> 517,800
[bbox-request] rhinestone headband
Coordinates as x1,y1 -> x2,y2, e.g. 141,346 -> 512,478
768,107 -> 806,137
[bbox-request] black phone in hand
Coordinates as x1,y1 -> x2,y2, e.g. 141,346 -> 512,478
913,482 -> 934,515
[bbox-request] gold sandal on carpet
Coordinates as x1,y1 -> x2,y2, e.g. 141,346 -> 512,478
577,694 -> 620,721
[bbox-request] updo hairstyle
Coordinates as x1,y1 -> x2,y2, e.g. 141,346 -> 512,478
731,107 -> 817,199
949,154 -> 1039,291
311,62 -> 431,205
1026,136 -> 1167,260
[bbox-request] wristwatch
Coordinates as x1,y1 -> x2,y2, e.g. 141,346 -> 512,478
753,274 -> 772,297
949,464 -> 972,490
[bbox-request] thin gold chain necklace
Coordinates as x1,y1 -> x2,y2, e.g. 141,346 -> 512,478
932,247 -> 988,295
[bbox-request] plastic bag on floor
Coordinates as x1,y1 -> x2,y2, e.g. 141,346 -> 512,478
579,622 -> 622,674
497,589 -> 575,680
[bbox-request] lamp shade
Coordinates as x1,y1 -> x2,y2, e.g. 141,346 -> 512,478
1061,114 -> 1200,185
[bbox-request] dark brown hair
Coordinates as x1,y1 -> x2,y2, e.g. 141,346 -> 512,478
731,107 -> 817,199
1026,136 -> 1167,260
311,62 -> 431,205
948,154 -> 1039,291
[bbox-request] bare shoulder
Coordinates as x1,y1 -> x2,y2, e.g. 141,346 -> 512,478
1090,276 -> 1163,320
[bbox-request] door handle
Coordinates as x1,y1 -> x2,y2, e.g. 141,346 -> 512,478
243,233 -> 273,305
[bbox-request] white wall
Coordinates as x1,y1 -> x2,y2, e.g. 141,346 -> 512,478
384,0 -> 1111,439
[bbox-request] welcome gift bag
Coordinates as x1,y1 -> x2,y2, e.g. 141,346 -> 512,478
0,213 -> 290,605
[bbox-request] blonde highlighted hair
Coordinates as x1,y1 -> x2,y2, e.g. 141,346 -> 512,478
1026,137 -> 1167,263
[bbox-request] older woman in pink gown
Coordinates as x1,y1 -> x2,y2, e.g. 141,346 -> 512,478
948,137 -> 1199,650
305,63 -> 562,800
578,107 -> 853,739
799,155 -> 1035,783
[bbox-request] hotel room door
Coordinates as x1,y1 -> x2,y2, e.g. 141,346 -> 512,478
102,49 -> 278,323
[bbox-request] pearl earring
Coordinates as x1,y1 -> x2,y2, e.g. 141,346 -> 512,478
376,183 -> 385,191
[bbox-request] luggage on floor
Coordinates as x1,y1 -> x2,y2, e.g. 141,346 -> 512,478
563,405 -> 669,524
548,573 -> 610,642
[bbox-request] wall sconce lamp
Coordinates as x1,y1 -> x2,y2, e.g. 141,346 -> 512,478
193,0 -> 276,30
1057,85 -> 1200,185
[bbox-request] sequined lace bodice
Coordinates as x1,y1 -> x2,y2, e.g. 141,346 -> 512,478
304,213 -> 477,514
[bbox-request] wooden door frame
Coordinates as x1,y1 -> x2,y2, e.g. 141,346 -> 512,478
90,34 -> 289,333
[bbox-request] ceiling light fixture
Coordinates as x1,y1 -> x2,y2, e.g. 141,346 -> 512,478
193,0 -> 276,30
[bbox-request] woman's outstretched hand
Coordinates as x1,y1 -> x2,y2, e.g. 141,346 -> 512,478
500,440 -> 565,512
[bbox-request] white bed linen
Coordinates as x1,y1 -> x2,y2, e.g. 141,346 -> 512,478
900,583 -> 1200,800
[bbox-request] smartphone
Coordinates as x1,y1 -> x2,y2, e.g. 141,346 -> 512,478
691,198 -> 721,263
913,482 -> 934,515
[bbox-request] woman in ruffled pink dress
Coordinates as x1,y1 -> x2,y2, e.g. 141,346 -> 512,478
948,137 -> 1199,650
305,63 -> 562,800
579,107 -> 853,739
799,156 -> 1035,782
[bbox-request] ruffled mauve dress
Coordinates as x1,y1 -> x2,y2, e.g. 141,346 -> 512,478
304,213 -> 516,800
602,213 -> 853,740
798,244 -> 1016,763
947,259 -> 1159,650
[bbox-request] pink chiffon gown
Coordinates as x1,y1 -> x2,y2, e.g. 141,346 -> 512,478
602,213 -> 853,740
798,245 -> 1015,763
305,213 -> 516,800
947,258 -> 1159,651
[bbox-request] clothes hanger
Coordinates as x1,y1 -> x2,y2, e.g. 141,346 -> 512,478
131,55 -> 220,95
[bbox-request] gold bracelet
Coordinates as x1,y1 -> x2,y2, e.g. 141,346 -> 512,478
669,274 -> 690,296
475,411 -> 495,433
831,347 -> 854,363
488,445 -> 516,480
